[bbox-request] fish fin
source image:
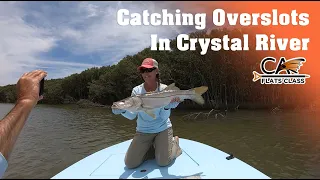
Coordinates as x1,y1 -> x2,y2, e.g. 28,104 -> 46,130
191,86 -> 208,105
162,83 -> 180,91
145,109 -> 156,119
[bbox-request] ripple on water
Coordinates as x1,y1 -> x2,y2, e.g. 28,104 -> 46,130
0,104 -> 319,179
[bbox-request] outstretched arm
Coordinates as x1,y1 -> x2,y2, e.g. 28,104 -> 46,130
121,89 -> 138,120
0,101 -> 34,159
112,88 -> 138,120
121,110 -> 137,120
0,70 -> 47,178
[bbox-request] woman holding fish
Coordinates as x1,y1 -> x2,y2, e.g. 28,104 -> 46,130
112,58 -> 208,169
111,58 -> 183,169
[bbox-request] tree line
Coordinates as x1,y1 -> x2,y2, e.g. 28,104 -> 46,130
0,28 -> 314,110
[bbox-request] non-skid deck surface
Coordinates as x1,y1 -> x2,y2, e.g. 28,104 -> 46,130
52,138 -> 270,179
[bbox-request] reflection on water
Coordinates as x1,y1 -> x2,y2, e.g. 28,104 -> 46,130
0,103 -> 319,179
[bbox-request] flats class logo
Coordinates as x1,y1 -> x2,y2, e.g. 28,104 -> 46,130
252,57 -> 311,84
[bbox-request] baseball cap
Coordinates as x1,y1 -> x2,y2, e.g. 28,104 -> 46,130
137,58 -> 159,71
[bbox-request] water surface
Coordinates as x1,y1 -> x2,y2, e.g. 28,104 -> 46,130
0,103 -> 319,179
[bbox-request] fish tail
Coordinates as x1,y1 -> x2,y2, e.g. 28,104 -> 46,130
191,86 -> 208,105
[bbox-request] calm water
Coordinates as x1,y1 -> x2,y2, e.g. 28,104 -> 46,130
0,103 -> 319,179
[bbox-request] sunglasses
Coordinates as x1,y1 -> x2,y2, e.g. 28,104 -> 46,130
140,68 -> 156,73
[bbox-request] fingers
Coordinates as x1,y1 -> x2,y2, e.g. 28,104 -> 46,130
22,70 -> 47,81
171,97 -> 181,102
22,72 -> 29,77
171,98 -> 177,103
22,70 -> 37,77
29,70 -> 43,77
35,71 -> 47,82
30,70 -> 47,81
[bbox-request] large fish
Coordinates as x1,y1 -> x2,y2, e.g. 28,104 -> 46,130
111,83 -> 208,119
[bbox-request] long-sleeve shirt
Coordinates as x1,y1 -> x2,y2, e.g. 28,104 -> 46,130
121,83 -> 172,133
0,152 -> 8,178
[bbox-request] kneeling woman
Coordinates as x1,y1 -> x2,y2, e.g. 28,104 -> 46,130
112,58 -> 182,168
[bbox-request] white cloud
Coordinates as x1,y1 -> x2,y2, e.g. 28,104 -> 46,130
0,1 -> 197,86
50,1 -> 194,61
0,3 -> 53,85
0,2 -> 101,86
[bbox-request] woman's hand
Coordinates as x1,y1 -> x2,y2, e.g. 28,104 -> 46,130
171,97 -> 180,103
112,108 -> 126,115
164,97 -> 181,110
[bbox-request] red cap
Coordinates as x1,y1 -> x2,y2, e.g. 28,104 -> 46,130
137,58 -> 159,71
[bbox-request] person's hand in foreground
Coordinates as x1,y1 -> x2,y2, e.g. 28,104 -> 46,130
0,70 -> 47,178
16,70 -> 47,106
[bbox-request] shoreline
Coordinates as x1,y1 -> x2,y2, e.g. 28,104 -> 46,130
0,101 -> 317,113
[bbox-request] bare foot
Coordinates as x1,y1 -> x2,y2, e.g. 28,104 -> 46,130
174,136 -> 182,158
175,136 -> 179,145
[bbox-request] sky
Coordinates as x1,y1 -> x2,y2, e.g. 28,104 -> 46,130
0,1 -> 205,86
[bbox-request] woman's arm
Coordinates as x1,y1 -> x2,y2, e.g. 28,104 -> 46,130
159,106 -> 172,120
121,111 -> 137,120
120,88 -> 138,120
159,98 -> 181,120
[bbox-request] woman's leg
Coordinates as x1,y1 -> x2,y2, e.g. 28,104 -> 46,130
125,131 -> 155,169
154,127 -> 182,167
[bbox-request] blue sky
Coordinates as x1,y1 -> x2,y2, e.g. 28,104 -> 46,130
0,1 -> 209,86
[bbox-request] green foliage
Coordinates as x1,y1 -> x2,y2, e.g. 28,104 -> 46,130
0,28 -> 313,109
0,85 -> 16,103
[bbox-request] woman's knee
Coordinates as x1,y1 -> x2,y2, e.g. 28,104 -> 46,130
124,155 -> 141,169
156,156 -> 171,167
124,157 -> 142,169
